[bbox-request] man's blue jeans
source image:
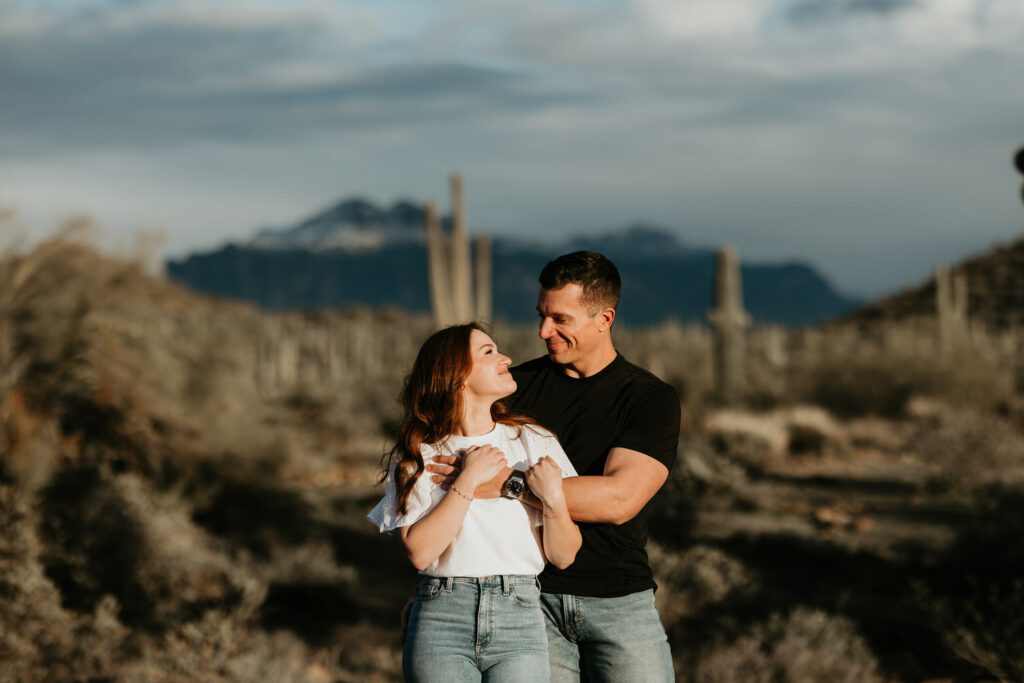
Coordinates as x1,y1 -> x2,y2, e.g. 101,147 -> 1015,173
403,575 -> 550,682
540,589 -> 675,683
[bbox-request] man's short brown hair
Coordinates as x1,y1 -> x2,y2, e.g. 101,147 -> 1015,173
539,251 -> 621,314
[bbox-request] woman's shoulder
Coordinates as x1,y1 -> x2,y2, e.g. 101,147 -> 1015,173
386,441 -> 444,470
513,422 -> 559,443
418,440 -> 444,460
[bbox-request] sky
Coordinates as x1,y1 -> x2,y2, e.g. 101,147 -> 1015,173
1,0 -> 1023,298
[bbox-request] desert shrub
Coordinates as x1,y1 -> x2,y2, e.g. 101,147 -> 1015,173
791,331 -> 1009,419
37,465 -> 151,622
118,609 -> 340,683
651,544 -> 756,631
693,607 -> 880,683
920,488 -> 1024,681
672,436 -> 750,493
0,484 -> 129,681
705,411 -> 789,470
186,452 -> 318,559
912,408 -> 1024,493
695,634 -> 773,683
798,353 -> 937,418
37,465 -> 251,632
0,236 -> 413,680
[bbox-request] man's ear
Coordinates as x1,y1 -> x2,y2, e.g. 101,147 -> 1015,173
599,307 -> 616,332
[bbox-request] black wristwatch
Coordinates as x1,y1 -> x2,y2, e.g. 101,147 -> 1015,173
501,470 -> 528,499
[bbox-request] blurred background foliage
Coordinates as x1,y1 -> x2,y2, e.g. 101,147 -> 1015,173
2,222 -> 1023,681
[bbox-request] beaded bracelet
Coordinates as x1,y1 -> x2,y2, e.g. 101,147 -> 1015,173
450,484 -> 472,502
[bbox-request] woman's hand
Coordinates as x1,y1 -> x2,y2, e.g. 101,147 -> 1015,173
527,456 -> 580,569
427,454 -> 511,499
525,456 -> 567,509
457,445 -> 508,490
401,445 -> 507,571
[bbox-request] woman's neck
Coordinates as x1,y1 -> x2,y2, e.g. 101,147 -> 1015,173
457,399 -> 496,436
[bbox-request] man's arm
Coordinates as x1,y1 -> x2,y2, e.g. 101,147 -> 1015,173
427,448 -> 669,525
559,447 -> 668,525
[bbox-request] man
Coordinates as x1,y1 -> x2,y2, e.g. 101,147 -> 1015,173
431,251 -> 680,682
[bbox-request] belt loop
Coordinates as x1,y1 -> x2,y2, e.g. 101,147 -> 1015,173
444,576 -> 453,592
502,575 -> 510,596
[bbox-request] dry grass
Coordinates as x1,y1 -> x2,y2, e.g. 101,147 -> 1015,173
2,228 -> 1023,681
0,233 -> 409,680
694,608 -> 881,683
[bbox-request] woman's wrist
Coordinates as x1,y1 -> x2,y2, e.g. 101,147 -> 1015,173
539,493 -> 568,516
452,471 -> 480,496
449,482 -> 473,502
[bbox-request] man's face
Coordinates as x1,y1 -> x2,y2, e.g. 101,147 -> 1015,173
536,284 -> 606,367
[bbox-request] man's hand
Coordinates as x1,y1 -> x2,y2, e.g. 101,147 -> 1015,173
425,453 -> 461,490
426,451 -> 511,499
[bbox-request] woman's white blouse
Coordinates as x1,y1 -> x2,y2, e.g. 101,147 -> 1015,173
367,423 -> 577,577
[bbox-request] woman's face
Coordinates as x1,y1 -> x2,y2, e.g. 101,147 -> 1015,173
463,329 -> 516,402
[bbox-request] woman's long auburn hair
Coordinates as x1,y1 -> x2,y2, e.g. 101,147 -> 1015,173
382,322 -> 535,515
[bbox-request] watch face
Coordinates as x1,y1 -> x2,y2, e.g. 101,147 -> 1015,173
504,475 -> 525,498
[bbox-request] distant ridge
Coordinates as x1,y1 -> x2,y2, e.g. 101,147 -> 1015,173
167,197 -> 860,327
842,236 -> 1024,329
250,198 -> 428,252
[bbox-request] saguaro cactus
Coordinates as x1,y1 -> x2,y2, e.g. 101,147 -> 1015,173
935,263 -> 968,352
474,232 -> 492,324
708,245 -> 751,405
424,173 -> 492,327
425,202 -> 454,328
449,173 -> 474,323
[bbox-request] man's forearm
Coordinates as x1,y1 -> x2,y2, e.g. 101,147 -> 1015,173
517,476 -> 634,525
559,475 -> 638,524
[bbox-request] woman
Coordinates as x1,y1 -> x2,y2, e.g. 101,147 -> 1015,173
368,323 -> 581,682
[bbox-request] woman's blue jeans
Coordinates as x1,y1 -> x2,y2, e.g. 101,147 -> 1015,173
403,575 -> 550,683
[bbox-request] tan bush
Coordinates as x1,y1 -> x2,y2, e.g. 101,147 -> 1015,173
651,544 -> 756,630
694,608 -> 880,683
911,407 -> 1024,492
789,329 -> 1010,419
0,484 -> 129,681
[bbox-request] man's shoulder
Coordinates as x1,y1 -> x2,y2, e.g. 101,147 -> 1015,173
613,355 -> 678,396
510,355 -> 553,378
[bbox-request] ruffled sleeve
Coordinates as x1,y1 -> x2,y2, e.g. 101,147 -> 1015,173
526,426 -> 577,478
367,450 -> 445,534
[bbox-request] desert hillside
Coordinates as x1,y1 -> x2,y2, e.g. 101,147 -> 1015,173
2,235 -> 1023,682
844,236 -> 1024,329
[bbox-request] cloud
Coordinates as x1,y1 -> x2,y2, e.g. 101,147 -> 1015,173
2,0 -> 1023,297
786,0 -> 918,25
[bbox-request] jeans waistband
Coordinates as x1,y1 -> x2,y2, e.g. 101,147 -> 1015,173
420,575 -> 538,594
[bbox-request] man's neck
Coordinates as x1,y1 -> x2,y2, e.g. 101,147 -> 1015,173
560,344 -> 618,379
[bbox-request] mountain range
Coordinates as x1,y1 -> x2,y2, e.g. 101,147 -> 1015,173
166,198 -> 860,327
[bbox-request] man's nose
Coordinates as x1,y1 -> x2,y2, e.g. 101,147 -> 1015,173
538,318 -> 555,338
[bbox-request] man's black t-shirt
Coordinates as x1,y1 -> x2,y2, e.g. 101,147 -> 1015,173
507,353 -> 680,597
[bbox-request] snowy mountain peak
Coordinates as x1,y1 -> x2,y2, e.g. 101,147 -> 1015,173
250,197 -> 429,252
